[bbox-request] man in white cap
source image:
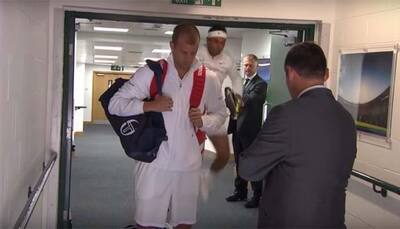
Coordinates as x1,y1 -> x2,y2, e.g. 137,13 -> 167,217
197,25 -> 243,96
197,25 -> 243,169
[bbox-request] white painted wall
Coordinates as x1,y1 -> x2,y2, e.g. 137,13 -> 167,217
241,30 -> 272,59
0,0 -> 50,228
51,0 -> 336,22
223,37 -> 243,66
330,0 -> 400,187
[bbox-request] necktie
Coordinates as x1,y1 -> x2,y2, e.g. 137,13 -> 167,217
244,78 -> 250,87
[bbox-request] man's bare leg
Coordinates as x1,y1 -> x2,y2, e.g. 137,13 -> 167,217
208,134 -> 230,172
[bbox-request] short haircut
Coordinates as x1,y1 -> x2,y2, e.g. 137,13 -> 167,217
172,22 -> 200,45
208,24 -> 227,33
245,54 -> 258,63
284,42 -> 327,79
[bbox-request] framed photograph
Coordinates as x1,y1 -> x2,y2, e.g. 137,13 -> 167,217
337,46 -> 397,138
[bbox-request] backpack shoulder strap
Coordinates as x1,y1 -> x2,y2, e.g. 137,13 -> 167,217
149,59 -> 168,98
190,64 -> 206,108
190,64 -> 207,146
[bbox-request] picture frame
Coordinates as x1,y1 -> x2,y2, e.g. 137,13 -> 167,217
336,45 -> 397,140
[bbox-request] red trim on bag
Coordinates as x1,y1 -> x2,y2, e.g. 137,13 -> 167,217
191,65 -> 207,145
150,59 -> 168,98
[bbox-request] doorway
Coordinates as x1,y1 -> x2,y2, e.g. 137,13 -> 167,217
91,71 -> 131,123
60,10 -> 316,228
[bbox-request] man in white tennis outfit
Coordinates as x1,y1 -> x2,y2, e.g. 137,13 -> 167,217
197,25 -> 242,96
109,23 -> 228,229
197,25 -> 243,171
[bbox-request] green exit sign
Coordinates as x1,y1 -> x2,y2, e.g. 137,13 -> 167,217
172,0 -> 221,7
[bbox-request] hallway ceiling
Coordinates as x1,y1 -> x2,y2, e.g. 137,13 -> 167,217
75,18 -> 249,69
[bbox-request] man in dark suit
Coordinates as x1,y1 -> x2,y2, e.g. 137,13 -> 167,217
239,42 -> 357,228
226,54 -> 268,208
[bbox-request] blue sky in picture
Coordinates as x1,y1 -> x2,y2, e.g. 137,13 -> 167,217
338,51 -> 393,104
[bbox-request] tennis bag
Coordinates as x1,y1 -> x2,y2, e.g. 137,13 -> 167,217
99,59 -> 168,162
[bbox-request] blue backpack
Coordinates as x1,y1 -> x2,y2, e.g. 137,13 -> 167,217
99,59 -> 168,162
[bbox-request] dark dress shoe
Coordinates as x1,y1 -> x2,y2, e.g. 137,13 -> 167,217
244,197 -> 260,208
226,192 -> 247,202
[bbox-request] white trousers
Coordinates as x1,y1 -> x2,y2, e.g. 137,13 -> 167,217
134,162 -> 201,227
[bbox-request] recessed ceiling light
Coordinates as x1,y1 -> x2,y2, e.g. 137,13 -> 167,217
94,60 -> 116,64
93,26 -> 129,32
94,55 -> 118,59
94,46 -> 123,51
164,31 -> 173,35
152,49 -> 171,54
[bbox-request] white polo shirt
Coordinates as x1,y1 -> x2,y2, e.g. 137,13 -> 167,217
197,45 -> 243,96
108,55 -> 228,171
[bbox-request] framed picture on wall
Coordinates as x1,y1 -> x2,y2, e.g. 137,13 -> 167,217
337,46 -> 397,139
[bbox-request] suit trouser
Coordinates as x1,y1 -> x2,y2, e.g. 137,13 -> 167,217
232,132 -> 263,198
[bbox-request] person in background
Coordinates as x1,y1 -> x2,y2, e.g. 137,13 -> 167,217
226,54 -> 267,208
109,23 -> 228,229
197,24 -> 243,96
239,42 -> 357,228
197,24 -> 243,176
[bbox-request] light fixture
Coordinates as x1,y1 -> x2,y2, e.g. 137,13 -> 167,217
94,60 -> 115,64
94,46 -> 123,51
164,31 -> 173,35
93,26 -> 129,32
258,63 -> 270,67
94,55 -> 118,59
152,49 -> 171,54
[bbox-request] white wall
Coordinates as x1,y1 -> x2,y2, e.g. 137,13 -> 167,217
223,37 -> 243,66
0,0 -> 50,228
51,0 -> 336,22
330,0 -> 400,187
241,30 -> 272,59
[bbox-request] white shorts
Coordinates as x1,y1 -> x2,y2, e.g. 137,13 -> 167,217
134,163 -> 201,227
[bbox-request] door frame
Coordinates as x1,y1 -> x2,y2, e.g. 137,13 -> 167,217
60,10 -> 317,228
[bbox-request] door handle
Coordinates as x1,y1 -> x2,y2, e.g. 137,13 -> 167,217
74,106 -> 87,110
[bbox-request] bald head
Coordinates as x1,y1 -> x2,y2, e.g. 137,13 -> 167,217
171,22 -> 200,45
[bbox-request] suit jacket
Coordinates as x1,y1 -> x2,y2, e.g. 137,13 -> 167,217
239,87 -> 357,228
236,74 -> 268,148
